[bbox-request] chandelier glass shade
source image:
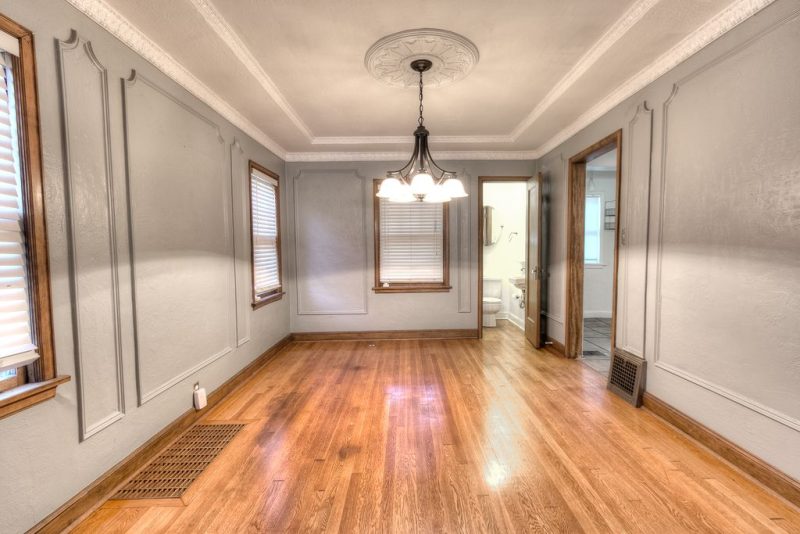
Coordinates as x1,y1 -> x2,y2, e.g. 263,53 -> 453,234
376,59 -> 468,203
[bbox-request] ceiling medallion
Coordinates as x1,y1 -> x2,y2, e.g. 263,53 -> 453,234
364,28 -> 479,88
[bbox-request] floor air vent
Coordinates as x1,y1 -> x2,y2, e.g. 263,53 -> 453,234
112,423 -> 244,500
607,349 -> 646,407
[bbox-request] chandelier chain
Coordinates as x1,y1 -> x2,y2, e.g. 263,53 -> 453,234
418,70 -> 424,126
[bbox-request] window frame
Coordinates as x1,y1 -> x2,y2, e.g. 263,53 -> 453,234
584,193 -> 604,266
372,180 -> 451,293
0,13 -> 68,419
248,160 -> 283,309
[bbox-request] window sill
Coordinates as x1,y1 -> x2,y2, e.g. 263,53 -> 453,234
252,291 -> 284,310
0,375 -> 71,420
584,263 -> 607,269
373,285 -> 452,294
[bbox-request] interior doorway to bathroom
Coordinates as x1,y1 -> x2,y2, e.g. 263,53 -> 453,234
565,130 -> 622,373
477,176 -> 541,344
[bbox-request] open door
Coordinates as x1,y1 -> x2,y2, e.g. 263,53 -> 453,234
525,173 -> 543,348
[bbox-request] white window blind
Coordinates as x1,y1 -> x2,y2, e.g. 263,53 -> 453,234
379,199 -> 444,283
251,168 -> 280,298
0,51 -> 38,376
584,195 -> 602,264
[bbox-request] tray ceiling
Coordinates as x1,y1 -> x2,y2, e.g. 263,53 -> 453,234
67,0 -> 774,160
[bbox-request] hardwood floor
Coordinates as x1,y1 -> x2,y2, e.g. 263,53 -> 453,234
74,323 -> 800,533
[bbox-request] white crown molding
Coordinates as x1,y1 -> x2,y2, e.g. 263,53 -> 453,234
187,0 -> 313,141
285,150 -> 538,162
63,0 -> 288,159
533,0 -> 777,158
66,0 -> 773,162
511,0 -> 661,140
311,134 -> 515,145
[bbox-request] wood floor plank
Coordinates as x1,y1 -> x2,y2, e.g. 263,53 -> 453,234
76,322 -> 800,533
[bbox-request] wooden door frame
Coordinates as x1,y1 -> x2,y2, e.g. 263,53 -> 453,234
565,130 -> 622,358
477,176 -> 531,339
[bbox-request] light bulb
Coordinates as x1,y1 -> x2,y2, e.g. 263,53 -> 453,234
442,177 -> 468,198
410,172 -> 434,196
389,183 -> 415,203
376,177 -> 402,198
423,184 -> 451,203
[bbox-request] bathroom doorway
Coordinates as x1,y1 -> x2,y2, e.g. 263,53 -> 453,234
477,176 -> 540,344
565,130 -> 622,372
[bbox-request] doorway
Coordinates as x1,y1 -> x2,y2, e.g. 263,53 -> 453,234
477,176 -> 542,346
565,130 -> 622,369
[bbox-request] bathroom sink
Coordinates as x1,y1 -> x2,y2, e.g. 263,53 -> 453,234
509,276 -> 526,290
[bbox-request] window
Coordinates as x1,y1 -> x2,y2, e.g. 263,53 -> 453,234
0,16 -> 65,416
249,161 -> 282,308
373,181 -> 450,292
584,194 -> 602,265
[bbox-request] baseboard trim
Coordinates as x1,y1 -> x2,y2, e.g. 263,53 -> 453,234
545,336 -> 566,357
29,334 -> 293,534
643,392 -> 800,508
292,329 -> 478,341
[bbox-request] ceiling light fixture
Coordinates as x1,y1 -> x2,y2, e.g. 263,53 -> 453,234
376,59 -> 468,203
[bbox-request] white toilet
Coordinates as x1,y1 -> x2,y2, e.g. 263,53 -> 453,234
482,278 -> 503,327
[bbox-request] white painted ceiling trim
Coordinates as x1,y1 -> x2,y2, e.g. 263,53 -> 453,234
187,0 -> 314,141
284,150 -> 539,163
64,0 -> 775,161
509,0 -> 661,140
533,0 -> 777,158
311,135 -> 516,145
62,0 -> 288,159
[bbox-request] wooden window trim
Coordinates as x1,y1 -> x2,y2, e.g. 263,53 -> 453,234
248,160 -> 283,309
372,180 -> 451,293
0,13 -> 69,419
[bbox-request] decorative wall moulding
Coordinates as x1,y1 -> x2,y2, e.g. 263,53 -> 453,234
123,71 -> 236,405
652,10 -> 800,432
64,0 -> 288,158
58,31 -> 126,440
364,28 -> 479,88
67,0 -> 775,160
292,170 -> 369,315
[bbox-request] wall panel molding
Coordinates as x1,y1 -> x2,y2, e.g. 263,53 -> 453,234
616,101 -> 652,358
293,169 -> 369,315
653,10 -> 800,432
64,0 -> 287,158
230,139 -> 250,346
457,168 -> 472,313
58,32 -> 125,440
123,71 -> 236,405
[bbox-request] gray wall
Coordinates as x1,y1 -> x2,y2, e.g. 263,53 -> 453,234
2,0 -> 798,531
284,161 -> 535,332
0,1 -> 289,532
541,0 -> 800,480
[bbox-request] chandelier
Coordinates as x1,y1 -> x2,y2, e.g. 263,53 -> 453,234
376,59 -> 468,203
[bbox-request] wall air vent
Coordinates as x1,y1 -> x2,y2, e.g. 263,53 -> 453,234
607,349 -> 646,407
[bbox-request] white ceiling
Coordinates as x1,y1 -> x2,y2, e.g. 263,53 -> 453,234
68,0 -> 772,160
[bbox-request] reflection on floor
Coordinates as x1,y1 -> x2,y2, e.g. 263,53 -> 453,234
582,317 -> 611,376
72,320 -> 800,532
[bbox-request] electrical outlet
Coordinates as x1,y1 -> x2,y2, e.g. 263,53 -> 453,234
193,383 -> 207,410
